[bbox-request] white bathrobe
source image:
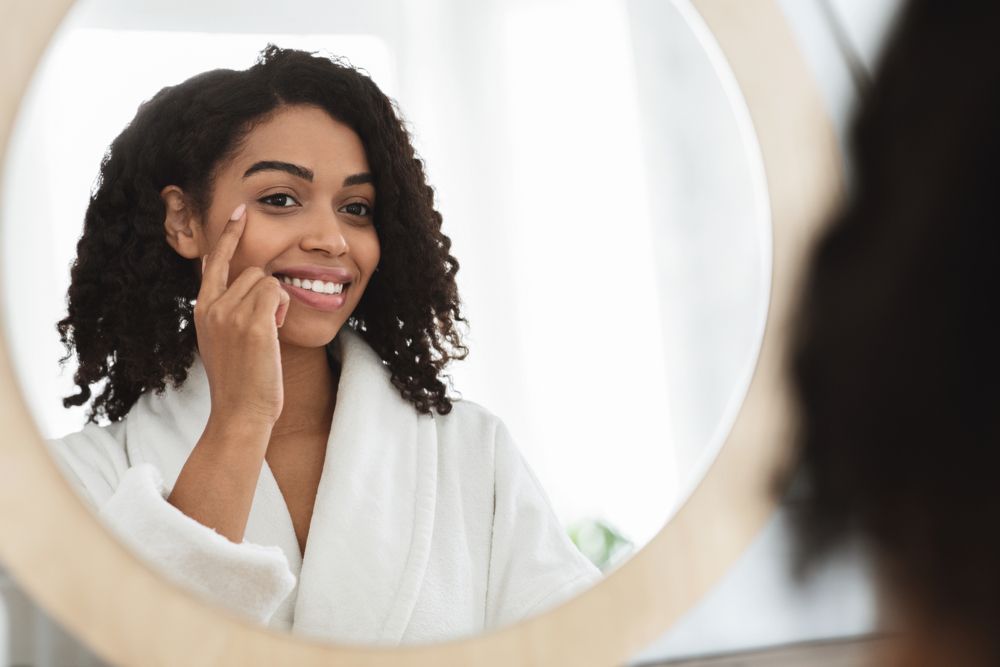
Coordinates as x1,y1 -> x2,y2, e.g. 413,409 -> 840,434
46,327 -> 601,645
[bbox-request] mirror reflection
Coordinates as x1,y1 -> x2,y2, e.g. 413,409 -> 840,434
0,0 -> 770,646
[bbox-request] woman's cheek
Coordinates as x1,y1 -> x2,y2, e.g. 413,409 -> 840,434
358,227 -> 381,265
242,217 -> 289,254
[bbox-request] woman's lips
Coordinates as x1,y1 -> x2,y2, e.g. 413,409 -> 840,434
279,281 -> 350,312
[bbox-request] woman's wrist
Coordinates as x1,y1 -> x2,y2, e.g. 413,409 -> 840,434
166,414 -> 272,543
203,411 -> 274,452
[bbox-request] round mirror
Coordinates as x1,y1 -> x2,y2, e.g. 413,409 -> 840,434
1,0 -> 770,645
0,0 -> 840,663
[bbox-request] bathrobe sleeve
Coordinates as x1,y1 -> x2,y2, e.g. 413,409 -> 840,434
47,423 -> 296,624
485,419 -> 602,629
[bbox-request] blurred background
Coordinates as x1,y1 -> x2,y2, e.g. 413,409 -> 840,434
0,0 -> 901,664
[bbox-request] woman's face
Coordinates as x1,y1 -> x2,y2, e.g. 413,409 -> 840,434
174,104 -> 380,349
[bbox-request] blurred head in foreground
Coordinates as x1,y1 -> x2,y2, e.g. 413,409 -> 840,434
789,2 -> 1000,665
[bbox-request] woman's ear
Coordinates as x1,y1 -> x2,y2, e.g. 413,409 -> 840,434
161,185 -> 203,259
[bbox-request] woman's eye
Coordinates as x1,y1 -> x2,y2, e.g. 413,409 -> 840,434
258,193 -> 300,208
341,202 -> 373,217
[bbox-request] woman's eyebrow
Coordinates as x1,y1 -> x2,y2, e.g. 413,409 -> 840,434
242,161 -> 373,188
243,160 -> 313,181
342,172 -> 374,187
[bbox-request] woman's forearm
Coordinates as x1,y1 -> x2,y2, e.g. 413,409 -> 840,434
166,414 -> 272,544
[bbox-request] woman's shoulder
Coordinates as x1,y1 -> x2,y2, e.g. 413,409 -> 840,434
46,419 -> 132,507
432,398 -> 513,450
435,397 -> 503,429
431,398 -> 526,473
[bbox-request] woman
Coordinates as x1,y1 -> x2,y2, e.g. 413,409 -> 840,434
49,44 -> 599,645
789,2 -> 1000,664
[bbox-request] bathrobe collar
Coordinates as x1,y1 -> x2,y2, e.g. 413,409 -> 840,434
124,326 -> 439,645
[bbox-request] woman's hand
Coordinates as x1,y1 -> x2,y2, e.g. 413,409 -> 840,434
193,203 -> 291,428
167,203 -> 286,543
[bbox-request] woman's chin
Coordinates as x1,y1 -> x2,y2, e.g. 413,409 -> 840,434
276,321 -> 346,350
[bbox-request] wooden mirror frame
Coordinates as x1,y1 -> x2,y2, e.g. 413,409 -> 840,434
0,1 -> 841,664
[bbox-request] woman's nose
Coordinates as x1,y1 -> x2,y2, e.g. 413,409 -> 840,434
300,212 -> 349,256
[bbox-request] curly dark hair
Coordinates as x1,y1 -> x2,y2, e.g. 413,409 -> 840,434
788,1 -> 1000,661
58,44 -> 469,423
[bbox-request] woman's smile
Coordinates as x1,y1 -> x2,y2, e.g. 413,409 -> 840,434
277,275 -> 351,312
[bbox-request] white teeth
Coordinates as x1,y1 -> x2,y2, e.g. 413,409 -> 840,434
280,275 -> 345,295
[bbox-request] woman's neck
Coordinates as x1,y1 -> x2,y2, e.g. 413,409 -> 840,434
270,341 -> 339,439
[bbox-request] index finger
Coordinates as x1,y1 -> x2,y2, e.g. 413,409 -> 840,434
200,203 -> 247,302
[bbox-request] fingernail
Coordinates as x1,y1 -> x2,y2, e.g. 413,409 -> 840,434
230,203 -> 246,221
201,255 -> 207,271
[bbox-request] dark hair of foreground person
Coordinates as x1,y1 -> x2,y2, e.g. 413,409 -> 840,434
789,2 -> 1000,664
